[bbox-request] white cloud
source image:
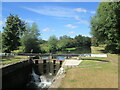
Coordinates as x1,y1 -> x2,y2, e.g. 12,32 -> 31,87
23,6 -> 77,18
77,20 -> 89,25
65,24 -> 77,29
74,8 -> 87,13
90,11 -> 96,14
23,6 -> 96,22
69,31 -> 75,34
82,34 -> 91,37
74,8 -> 96,14
42,28 -> 50,32
25,19 -> 34,23
42,27 -> 55,32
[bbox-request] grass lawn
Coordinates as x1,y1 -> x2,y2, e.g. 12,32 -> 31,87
80,57 -> 109,65
0,55 -> 28,67
65,48 -> 76,50
59,45 -> 118,88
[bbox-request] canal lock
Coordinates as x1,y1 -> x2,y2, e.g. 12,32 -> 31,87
26,56 -> 64,89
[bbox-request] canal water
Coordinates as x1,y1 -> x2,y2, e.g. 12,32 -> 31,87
56,46 -> 91,54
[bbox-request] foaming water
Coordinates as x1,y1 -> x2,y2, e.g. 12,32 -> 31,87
27,69 -> 53,89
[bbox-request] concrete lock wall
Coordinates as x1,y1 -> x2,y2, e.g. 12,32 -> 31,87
2,60 -> 33,89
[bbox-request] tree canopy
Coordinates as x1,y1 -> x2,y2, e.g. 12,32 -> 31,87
48,35 -> 58,53
2,14 -> 26,52
21,23 -> 41,53
90,2 -> 120,53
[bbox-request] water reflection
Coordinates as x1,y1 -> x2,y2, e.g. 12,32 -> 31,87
41,56 -> 65,60
56,46 -> 91,54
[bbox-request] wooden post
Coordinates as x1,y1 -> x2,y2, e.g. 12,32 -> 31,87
53,60 -> 56,64
60,61 -> 62,67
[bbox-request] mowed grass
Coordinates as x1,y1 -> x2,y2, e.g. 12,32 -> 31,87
80,57 -> 109,65
0,55 -> 28,67
60,63 -> 118,88
60,45 -> 118,88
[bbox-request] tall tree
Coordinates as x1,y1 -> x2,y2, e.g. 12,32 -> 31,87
21,23 -> 41,53
90,2 -> 120,53
0,31 -> 2,52
48,35 -> 58,53
2,14 -> 26,52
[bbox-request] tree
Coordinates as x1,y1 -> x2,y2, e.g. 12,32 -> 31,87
57,36 -> 77,50
2,14 -> 26,52
59,35 -> 71,40
0,32 -> 2,52
91,37 -> 99,46
74,35 -> 91,47
90,2 -> 120,53
48,35 -> 58,53
21,23 -> 41,53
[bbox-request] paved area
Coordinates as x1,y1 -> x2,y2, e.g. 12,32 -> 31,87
49,74 -> 65,89
49,59 -> 83,89
63,59 -> 83,66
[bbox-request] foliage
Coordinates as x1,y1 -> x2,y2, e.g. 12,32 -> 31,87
91,37 -> 99,46
59,35 -> 71,40
39,39 -> 47,44
40,43 -> 49,53
2,14 -> 26,53
48,35 -> 58,53
21,23 -> 41,53
74,35 -> 91,47
90,2 -> 120,53
57,38 -> 76,50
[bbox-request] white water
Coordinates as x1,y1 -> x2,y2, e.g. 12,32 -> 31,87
29,69 -> 53,88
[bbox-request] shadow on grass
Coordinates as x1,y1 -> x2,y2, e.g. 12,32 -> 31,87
82,58 -> 109,62
97,49 -> 107,53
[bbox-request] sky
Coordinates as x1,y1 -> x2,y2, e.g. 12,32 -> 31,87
1,2 -> 99,40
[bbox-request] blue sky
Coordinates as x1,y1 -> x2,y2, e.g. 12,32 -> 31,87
1,2 -> 99,40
